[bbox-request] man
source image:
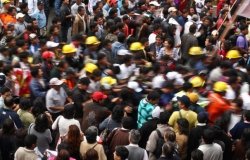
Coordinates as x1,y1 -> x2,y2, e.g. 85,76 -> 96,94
72,6 -> 88,36
81,91 -> 111,132
14,134 -> 38,160
207,81 -> 231,123
111,33 -> 127,62
137,90 -> 160,128
31,1 -> 46,36
149,35 -> 163,60
168,95 -> 197,131
72,77 -> 90,119
0,96 -> 23,128
236,24 -> 249,51
126,130 -> 148,160
98,39 -> 112,63
20,3 -> 33,24
0,86 -> 11,109
114,146 -> 129,160
15,13 -> 27,36
180,24 -> 198,62
71,0 -> 85,16
60,0 -> 73,42
46,77 -> 70,120
198,128 -> 223,160
148,24 -> 162,45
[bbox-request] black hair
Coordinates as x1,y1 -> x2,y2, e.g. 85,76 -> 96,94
111,106 -> 124,123
162,142 -> 175,158
117,33 -> 126,43
24,134 -> 37,149
191,149 -> 204,160
7,7 -> 16,14
189,24 -> 197,34
78,6 -> 85,12
153,24 -> 161,31
164,38 -> 174,48
197,112 -> 208,123
20,2 -> 28,10
72,34 -> 83,41
0,86 -> 10,94
85,127 -> 98,144
122,117 -> 133,130
31,66 -> 40,77
4,96 -> 14,108
115,146 -> 129,160
97,53 -> 106,61
159,111 -> 171,124
182,82 -> 193,92
101,39 -> 112,47
202,128 -> 215,144
6,36 -> 15,44
239,24 -> 248,31
63,104 -> 75,119
19,97 -> 32,111
116,22 -> 124,30
147,90 -> 160,101
109,25 -> 118,33
34,113 -> 49,133
78,77 -> 90,85
91,69 -> 102,78
2,118 -> 15,135
245,110 -> 250,122
32,97 -> 46,117
177,118 -> 189,135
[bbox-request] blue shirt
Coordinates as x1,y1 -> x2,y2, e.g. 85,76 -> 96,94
31,9 -> 46,28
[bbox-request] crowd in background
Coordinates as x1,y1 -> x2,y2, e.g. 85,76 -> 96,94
0,0 -> 250,159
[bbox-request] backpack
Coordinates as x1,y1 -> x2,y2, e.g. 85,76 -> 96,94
153,129 -> 165,159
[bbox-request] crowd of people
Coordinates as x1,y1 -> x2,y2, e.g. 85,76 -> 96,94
0,0 -> 250,159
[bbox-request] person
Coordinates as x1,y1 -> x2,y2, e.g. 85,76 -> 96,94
52,104 -> 81,137
236,24 -> 249,51
158,38 -> 179,61
176,118 -> 189,160
198,128 -> 223,160
113,146 -> 129,160
60,0 -> 73,42
17,97 -> 35,128
0,96 -> 23,129
81,91 -> 111,132
191,149 -> 204,160
168,95 -> 197,132
15,13 -> 27,37
72,6 -> 88,36
28,113 -> 52,154
158,142 -> 180,160
14,134 -> 38,160
46,77 -> 70,120
63,125 -> 83,159
0,86 -> 11,109
233,128 -> 250,160
31,1 -> 46,36
84,148 -> 99,160
125,129 -> 148,160
137,90 -> 160,128
79,126 -> 107,160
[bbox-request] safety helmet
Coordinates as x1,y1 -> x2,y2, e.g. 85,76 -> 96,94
42,51 -> 55,59
85,36 -> 100,45
84,63 -> 98,73
189,76 -> 205,88
130,42 -> 144,51
213,81 -> 228,92
226,50 -> 241,59
62,44 -> 77,54
100,76 -> 117,86
189,46 -> 203,55
186,92 -> 199,103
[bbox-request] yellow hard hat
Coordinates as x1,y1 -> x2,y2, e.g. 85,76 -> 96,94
84,63 -> 98,73
226,50 -> 241,59
213,81 -> 228,92
186,92 -> 199,103
189,46 -> 203,55
130,42 -> 144,51
85,36 -> 100,45
189,76 -> 205,88
62,44 -> 77,54
2,0 -> 10,4
100,76 -> 117,86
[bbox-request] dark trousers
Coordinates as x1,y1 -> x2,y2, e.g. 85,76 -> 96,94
61,25 -> 70,43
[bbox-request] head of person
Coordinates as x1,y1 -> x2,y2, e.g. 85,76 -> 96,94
0,86 -> 11,98
2,118 -> 15,135
49,77 -> 63,91
147,90 -> 160,105
202,128 -> 215,144
56,149 -> 70,160
90,69 -> 102,81
37,1 -> 44,10
121,117 -> 133,130
189,24 -> 197,34
244,110 -> 250,122
239,24 -> 249,35
84,148 -> 99,160
34,113 -> 49,133
91,91 -> 108,104
177,95 -> 191,109
7,6 -> 16,16
63,104 -> 75,119
213,81 -> 228,96
155,35 -> 163,46
78,6 -> 85,16
62,0 -> 69,5
24,134 -> 37,150
77,77 -> 90,91
129,129 -> 141,145
85,126 -> 98,144
4,96 -> 14,109
19,97 -> 32,111
31,67 -> 43,78
197,112 -> 209,124
191,149 -> 204,160
113,146 -> 129,160
111,106 -> 124,123
177,118 -> 189,135
67,125 -> 81,148
159,111 -> 172,125
163,38 -> 174,49
164,129 -> 176,142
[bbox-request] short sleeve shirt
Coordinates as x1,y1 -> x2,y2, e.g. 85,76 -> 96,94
46,87 -> 67,113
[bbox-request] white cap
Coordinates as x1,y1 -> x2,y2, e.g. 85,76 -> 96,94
46,41 -> 59,48
49,77 -> 63,85
166,71 -> 179,80
117,49 -> 131,56
149,1 -> 160,6
29,33 -> 37,39
168,7 -> 177,13
127,81 -> 143,92
16,13 -> 25,19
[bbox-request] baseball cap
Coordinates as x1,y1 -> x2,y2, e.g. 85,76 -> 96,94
197,112 -> 209,123
46,41 -> 59,48
42,51 -> 55,59
127,81 -> 143,92
0,73 -> 6,86
16,13 -> 25,19
49,77 -> 63,86
149,1 -> 160,6
168,7 -> 177,13
117,49 -> 132,56
177,95 -> 191,107
92,91 -> 108,101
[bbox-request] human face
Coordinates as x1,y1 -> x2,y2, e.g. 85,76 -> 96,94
156,38 -> 162,46
38,4 -> 44,10
78,83 -> 89,90
113,151 -> 121,160
97,17 -> 103,25
38,69 -> 43,78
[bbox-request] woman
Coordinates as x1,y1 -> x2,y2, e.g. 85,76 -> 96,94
158,38 -> 179,61
63,125 -> 83,160
52,104 -> 81,137
28,113 -> 52,155
84,148 -> 99,160
80,126 -> 107,160
233,128 -> 250,160
176,118 -> 189,160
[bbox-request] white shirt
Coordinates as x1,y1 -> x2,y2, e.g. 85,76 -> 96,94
28,0 -> 38,15
194,0 -> 205,14
116,63 -> 136,80
87,79 -> 100,94
52,115 -> 81,136
148,33 -> 157,45
46,87 -> 67,113
152,74 -> 165,89
198,143 -> 223,160
71,2 -> 85,16
225,85 -> 236,100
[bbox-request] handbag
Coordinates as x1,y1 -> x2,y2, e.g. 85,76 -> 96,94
100,117 -> 111,143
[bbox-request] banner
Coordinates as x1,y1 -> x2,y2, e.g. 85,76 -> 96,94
237,0 -> 250,18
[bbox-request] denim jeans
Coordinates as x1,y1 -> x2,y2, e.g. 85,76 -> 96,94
54,0 -> 62,16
